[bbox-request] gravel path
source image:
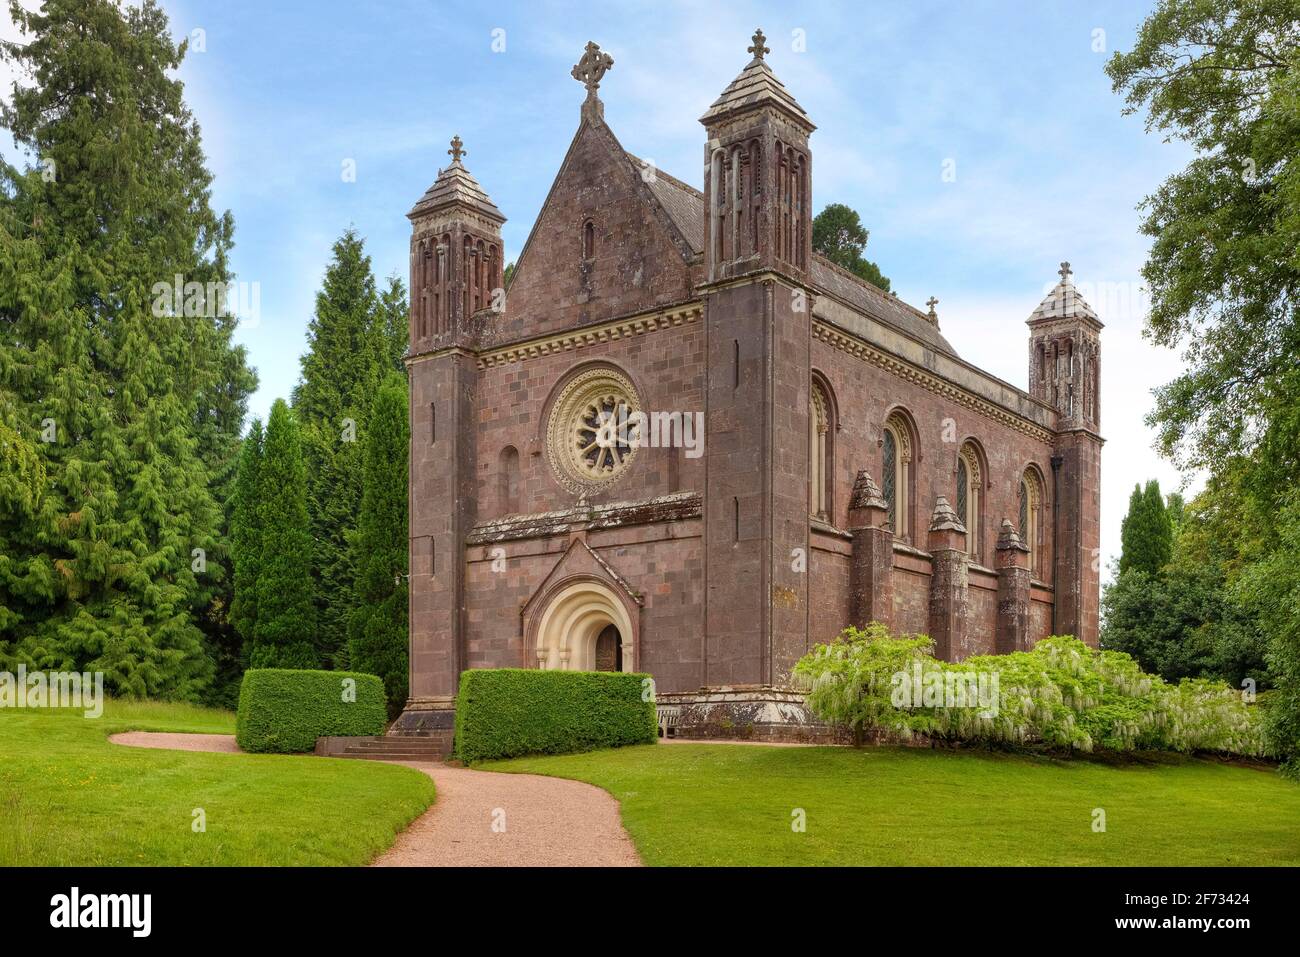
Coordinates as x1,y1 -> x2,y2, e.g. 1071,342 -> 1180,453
109,731 -> 641,867
375,762 -> 640,867
109,731 -> 241,753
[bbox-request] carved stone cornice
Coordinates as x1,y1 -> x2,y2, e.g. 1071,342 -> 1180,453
476,303 -> 703,370
812,320 -> 1055,444
467,491 -> 702,545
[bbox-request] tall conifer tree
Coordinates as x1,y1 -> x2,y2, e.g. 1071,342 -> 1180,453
229,420 -> 264,645
376,275 -> 410,376
348,374 -> 410,714
251,400 -> 317,669
293,230 -> 384,666
1119,480 -> 1175,577
0,0 -> 253,698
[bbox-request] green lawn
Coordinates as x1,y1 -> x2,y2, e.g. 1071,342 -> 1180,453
0,700 -> 435,866
489,743 -> 1300,866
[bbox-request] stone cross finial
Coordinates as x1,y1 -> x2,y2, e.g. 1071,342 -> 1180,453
748,28 -> 770,60
926,296 -> 939,323
572,41 -> 614,98
1058,261 -> 1072,281
447,135 -> 465,164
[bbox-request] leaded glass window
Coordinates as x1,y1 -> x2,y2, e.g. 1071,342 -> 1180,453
883,429 -> 897,530
1019,479 -> 1029,538
956,458 -> 968,526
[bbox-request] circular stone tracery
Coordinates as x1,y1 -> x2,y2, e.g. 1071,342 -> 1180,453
547,368 -> 642,495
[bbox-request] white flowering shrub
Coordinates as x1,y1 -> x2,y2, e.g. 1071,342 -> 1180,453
792,625 -> 1267,757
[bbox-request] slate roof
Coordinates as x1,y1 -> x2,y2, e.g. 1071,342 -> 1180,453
700,55 -> 814,129
625,151 -> 959,356
1027,272 -> 1101,324
408,158 -> 505,223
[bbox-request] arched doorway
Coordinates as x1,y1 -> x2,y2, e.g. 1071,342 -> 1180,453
532,581 -> 634,672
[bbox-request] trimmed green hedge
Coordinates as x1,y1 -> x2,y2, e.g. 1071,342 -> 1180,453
454,669 -> 657,762
236,668 -> 388,753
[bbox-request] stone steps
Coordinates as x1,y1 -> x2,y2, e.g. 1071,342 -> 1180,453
315,733 -> 453,761
347,739 -> 445,751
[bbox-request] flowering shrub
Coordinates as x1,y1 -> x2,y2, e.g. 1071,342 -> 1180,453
791,625 -> 1266,756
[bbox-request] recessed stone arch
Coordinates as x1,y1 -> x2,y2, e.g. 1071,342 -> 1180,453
809,370 -> 837,521
957,438 -> 988,562
1019,464 -> 1047,578
526,577 -> 638,672
881,406 -> 919,543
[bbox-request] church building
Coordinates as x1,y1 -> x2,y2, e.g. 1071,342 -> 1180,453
395,32 -> 1102,741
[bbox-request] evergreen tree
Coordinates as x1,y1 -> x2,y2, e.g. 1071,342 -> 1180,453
0,0 -> 253,698
293,229 -> 385,666
1103,477 -> 1269,689
1118,480 -> 1174,577
812,203 -> 891,292
251,400 -> 317,669
1165,490 -> 1186,537
0,410 -> 44,521
229,419 -> 264,645
348,374 -> 410,715
376,275 -> 410,375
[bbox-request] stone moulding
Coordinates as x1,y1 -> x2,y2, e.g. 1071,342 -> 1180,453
477,302 -> 704,369
812,320 -> 1056,444
466,491 -> 702,546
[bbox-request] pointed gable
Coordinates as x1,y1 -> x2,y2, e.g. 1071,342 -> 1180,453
490,118 -> 697,345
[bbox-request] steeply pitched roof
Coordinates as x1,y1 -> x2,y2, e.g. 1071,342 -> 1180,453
810,256 -> 958,355
624,151 -> 959,356
627,154 -> 706,252
408,158 -> 505,223
1027,269 -> 1101,325
700,55 -> 813,129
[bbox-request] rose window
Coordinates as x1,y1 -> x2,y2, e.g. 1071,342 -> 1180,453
547,368 -> 642,494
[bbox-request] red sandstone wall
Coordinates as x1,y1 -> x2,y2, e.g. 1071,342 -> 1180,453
488,121 -> 695,345
811,336 -> 1057,582
1030,591 -> 1054,640
809,534 -> 852,648
473,322 -> 706,517
462,521 -> 705,693
967,573 -> 999,658
804,335 -> 1063,652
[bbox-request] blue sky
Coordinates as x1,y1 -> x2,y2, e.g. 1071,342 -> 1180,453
4,0 -> 1196,576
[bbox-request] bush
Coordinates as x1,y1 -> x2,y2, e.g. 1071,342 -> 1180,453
235,669 -> 388,753
248,641 -> 319,671
454,669 -> 657,763
793,624 -> 1266,757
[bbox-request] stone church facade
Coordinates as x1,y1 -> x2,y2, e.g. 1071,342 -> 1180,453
394,32 -> 1102,740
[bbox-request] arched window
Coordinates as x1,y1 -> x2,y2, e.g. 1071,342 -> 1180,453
809,382 -> 831,520
499,446 -> 520,515
1019,468 -> 1043,576
582,220 -> 595,261
882,411 -> 913,542
957,441 -> 983,562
